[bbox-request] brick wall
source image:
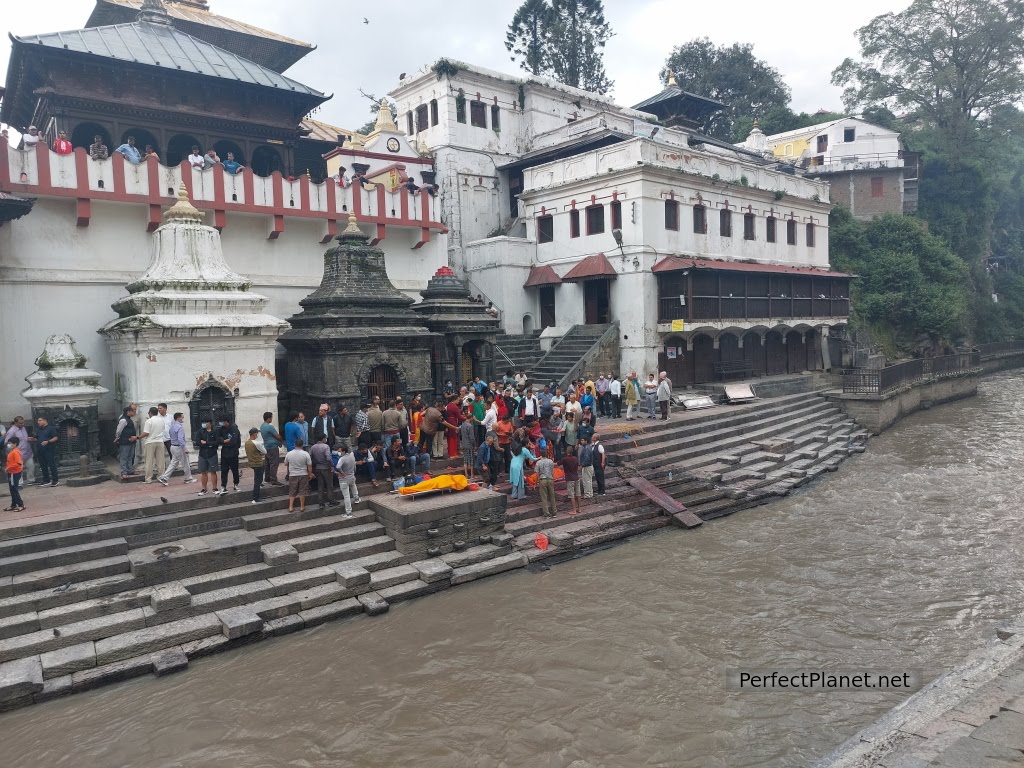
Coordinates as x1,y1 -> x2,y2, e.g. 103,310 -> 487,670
822,168 -> 905,221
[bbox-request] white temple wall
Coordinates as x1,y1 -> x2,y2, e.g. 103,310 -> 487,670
0,198 -> 446,420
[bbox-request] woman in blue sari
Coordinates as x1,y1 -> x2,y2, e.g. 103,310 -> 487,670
508,443 -> 537,500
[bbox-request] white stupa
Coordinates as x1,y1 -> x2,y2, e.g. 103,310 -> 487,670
99,185 -> 288,433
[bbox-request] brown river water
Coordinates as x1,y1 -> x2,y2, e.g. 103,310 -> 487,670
3,372 -> 1024,768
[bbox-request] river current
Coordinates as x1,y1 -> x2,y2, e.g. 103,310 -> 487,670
3,372 -> 1024,768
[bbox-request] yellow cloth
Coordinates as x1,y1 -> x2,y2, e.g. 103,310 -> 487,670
398,473 -> 470,495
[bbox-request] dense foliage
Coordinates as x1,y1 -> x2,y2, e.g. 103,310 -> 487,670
505,0 -> 613,94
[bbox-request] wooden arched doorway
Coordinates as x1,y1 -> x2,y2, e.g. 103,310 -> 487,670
252,145 -> 284,177
718,332 -> 742,363
805,329 -> 823,370
692,334 -> 715,384
365,364 -> 399,404
71,122 -> 111,152
658,336 -> 689,386
189,381 -> 235,447
786,330 -> 807,373
168,134 -> 201,167
742,331 -> 765,376
765,330 -> 787,375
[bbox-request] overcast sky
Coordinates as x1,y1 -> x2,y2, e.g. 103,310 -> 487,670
0,0 -> 904,132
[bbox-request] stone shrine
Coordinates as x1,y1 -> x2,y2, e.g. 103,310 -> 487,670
413,266 -> 500,388
99,186 -> 288,439
22,334 -> 109,483
278,215 -> 437,414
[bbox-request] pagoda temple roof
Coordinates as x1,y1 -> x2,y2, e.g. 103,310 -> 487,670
632,85 -> 726,128
85,0 -> 314,73
9,19 -> 324,99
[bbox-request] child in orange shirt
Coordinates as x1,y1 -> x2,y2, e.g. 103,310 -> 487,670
5,436 -> 25,511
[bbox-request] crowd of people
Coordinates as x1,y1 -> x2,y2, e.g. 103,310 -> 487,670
1,370 -> 673,517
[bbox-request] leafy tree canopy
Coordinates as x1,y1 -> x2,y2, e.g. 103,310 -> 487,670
504,0 -> 613,94
662,38 -> 791,142
832,0 -> 1024,140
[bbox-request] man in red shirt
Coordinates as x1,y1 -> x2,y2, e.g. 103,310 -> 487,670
444,393 -> 463,464
53,130 -> 73,155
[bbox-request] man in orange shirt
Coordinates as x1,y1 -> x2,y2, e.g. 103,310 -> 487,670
4,436 -> 25,511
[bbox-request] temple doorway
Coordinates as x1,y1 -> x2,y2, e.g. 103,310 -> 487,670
584,279 -> 610,324
189,382 -> 235,446
366,364 -> 399,404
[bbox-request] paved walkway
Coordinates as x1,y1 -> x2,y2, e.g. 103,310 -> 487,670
0,409 -> 672,536
817,622 -> 1024,766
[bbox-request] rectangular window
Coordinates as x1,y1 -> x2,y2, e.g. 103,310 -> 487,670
537,215 -> 553,243
720,209 -> 732,238
693,205 -> 707,234
456,97 -> 466,124
767,216 -> 777,243
665,199 -> 679,230
844,127 -> 856,142
816,135 -> 828,153
415,104 -> 429,133
406,112 -> 414,135
569,209 -> 580,238
470,101 -> 487,128
586,204 -> 605,235
787,219 -> 797,245
430,99 -> 439,126
871,176 -> 884,197
744,213 -> 755,241
490,105 -> 500,131
610,200 -> 622,230
806,223 -> 815,247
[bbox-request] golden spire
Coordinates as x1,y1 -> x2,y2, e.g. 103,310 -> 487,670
373,98 -> 398,133
667,72 -> 678,87
342,214 -> 361,235
163,184 -> 204,223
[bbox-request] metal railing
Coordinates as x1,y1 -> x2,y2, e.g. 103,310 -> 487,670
841,351 -> 981,395
976,340 -> 1024,358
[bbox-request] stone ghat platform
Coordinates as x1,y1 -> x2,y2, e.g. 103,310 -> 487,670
814,617 -> 1024,767
0,391 -> 871,712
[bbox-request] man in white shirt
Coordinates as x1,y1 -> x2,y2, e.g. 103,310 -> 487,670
188,146 -> 205,170
608,375 -> 622,419
521,388 -> 539,424
334,443 -> 359,517
21,126 -> 41,149
138,406 -> 167,483
481,399 -> 499,434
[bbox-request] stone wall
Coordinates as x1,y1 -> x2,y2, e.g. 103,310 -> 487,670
826,375 -> 978,435
980,351 -> 1024,375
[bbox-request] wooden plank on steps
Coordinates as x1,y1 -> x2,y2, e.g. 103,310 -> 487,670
625,477 -> 702,528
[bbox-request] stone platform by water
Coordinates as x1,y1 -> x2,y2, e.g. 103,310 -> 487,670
0,390 -> 870,711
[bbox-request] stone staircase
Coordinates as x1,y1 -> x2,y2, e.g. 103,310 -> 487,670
529,324 -> 613,389
508,392 -> 869,562
0,477 -> 519,710
494,332 -> 542,375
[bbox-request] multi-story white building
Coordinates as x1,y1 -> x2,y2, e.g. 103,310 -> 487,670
391,61 -> 850,385
743,116 -> 920,219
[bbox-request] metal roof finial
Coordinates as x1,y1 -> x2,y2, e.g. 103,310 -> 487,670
139,0 -> 173,25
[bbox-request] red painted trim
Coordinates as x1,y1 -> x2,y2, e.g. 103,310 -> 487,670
4,151 -> 447,237
322,181 -> 339,244
399,187 -> 409,221
412,226 -> 430,250
212,164 -> 226,230
111,152 -> 126,196
76,198 -> 91,228
268,173 -> 285,240
300,175 -> 310,213
369,222 -> 386,246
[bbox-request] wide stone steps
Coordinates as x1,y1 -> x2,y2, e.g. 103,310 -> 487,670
627,407 -> 844,471
0,538 -> 130,579
506,492 -> 649,537
246,509 -> 377,544
603,392 -> 825,453
622,400 -> 840,465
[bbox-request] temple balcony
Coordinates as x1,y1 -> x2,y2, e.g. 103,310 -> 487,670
0,143 -> 446,245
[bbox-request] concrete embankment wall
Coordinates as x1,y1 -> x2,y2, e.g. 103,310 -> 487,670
826,375 -> 978,435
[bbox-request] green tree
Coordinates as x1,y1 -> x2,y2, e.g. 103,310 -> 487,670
547,0 -> 613,94
832,0 -> 1024,140
830,207 -> 972,350
505,0 -> 553,76
662,38 -> 792,141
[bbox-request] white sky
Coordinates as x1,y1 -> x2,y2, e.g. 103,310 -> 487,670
0,0 -> 905,133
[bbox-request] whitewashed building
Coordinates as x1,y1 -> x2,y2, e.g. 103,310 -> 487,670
391,62 -> 850,385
